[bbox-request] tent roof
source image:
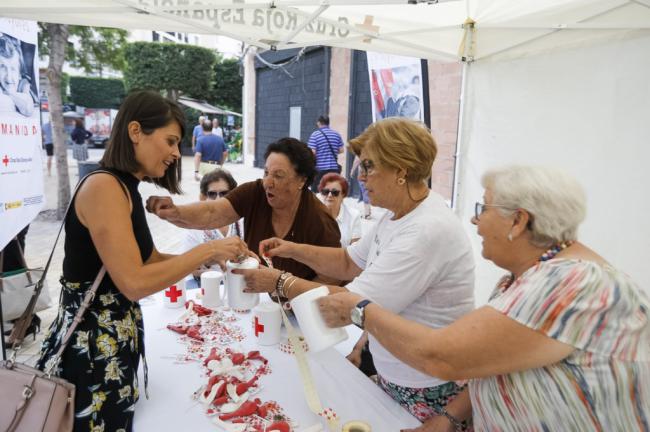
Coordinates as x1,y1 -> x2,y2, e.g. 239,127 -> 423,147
177,96 -> 241,117
3,0 -> 650,62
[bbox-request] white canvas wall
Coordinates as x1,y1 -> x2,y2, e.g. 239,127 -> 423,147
456,34 -> 650,304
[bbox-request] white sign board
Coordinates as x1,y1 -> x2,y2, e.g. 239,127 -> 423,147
0,18 -> 43,250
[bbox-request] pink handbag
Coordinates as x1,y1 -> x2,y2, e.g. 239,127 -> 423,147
0,359 -> 75,432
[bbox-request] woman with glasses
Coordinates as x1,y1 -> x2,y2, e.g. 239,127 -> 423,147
147,137 -> 341,290
237,117 -> 475,428
319,165 -> 650,432
182,169 -> 243,286
318,172 -> 362,247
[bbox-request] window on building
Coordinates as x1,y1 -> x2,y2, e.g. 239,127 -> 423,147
289,107 -> 301,139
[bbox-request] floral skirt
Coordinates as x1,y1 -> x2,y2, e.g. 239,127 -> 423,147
377,375 -> 472,430
36,277 -> 145,432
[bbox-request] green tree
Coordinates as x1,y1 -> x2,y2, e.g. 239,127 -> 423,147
38,24 -> 128,219
208,57 -> 243,113
124,42 -> 217,101
70,76 -> 125,108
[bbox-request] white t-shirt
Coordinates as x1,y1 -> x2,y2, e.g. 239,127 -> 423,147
346,192 -> 475,388
212,127 -> 224,138
337,201 -> 362,247
182,221 -> 242,282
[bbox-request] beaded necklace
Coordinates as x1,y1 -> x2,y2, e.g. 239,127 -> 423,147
499,240 -> 574,292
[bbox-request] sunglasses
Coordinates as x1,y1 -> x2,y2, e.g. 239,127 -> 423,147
321,188 -> 341,197
206,190 -> 229,199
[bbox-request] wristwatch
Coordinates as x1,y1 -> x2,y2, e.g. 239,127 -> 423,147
350,299 -> 372,329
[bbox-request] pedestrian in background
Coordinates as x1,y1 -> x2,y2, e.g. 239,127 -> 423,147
194,120 -> 227,181
41,121 -> 53,176
307,114 -> 344,192
70,118 -> 91,163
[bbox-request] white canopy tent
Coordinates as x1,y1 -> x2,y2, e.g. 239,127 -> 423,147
2,0 -> 649,300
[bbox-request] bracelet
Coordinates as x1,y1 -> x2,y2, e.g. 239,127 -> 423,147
437,407 -> 464,431
275,271 -> 291,298
283,276 -> 298,298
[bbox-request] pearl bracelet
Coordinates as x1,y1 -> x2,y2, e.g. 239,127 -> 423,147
275,271 -> 292,298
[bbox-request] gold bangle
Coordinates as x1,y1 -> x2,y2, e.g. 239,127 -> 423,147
284,276 -> 298,298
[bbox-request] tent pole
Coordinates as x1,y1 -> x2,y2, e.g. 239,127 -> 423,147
451,60 -> 468,211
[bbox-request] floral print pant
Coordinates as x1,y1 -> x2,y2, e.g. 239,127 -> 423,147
377,375 -> 472,430
36,278 -> 145,432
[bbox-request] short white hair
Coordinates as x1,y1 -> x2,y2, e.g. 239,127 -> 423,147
198,115 -> 205,122
481,165 -> 586,248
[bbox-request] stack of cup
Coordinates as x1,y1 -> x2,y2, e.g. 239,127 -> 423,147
201,270 -> 224,309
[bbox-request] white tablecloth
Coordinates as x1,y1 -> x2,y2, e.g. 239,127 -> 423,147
134,292 -> 421,431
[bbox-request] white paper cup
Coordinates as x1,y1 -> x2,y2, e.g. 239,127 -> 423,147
290,286 -> 348,353
252,302 -> 282,345
201,270 -> 224,309
163,281 -> 186,308
225,258 -> 260,311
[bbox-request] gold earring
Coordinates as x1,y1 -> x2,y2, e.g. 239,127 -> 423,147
397,178 -> 406,185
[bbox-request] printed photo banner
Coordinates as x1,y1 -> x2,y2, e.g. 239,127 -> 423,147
366,51 -> 425,123
0,18 -> 43,250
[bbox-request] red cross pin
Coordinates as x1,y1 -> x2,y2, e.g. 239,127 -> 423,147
2,155 -> 8,167
254,316 -> 265,336
165,285 -> 183,303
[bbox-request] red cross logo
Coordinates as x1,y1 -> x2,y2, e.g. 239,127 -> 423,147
2,155 -> 8,167
165,285 -> 183,303
254,316 -> 265,336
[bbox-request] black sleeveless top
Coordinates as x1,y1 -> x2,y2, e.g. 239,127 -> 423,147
63,168 -> 154,283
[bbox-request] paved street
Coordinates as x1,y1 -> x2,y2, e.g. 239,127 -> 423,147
8,148 -> 380,363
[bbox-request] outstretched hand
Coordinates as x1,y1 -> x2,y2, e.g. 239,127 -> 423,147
145,196 -> 179,221
258,237 -> 296,259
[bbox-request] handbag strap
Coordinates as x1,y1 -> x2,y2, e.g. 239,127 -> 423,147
10,170 -> 128,352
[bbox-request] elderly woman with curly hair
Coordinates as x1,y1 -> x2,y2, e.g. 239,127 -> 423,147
238,118 -> 476,426
319,165 -> 650,431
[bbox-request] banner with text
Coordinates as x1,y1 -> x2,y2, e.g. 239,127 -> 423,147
366,51 -> 424,123
0,18 -> 42,250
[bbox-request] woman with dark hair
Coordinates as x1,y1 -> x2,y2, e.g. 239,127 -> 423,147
36,91 -> 247,432
147,137 -> 341,287
71,118 -> 92,162
182,168 -> 243,285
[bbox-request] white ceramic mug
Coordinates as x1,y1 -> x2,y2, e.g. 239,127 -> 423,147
201,270 -> 225,309
225,257 -> 260,311
252,302 -> 282,345
163,280 -> 186,308
290,285 -> 348,352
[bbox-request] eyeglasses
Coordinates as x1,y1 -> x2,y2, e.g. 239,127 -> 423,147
474,202 -> 518,220
359,159 -> 376,177
206,190 -> 229,200
321,188 -> 341,197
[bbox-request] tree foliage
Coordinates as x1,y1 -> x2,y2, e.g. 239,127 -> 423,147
70,76 -> 125,108
38,25 -> 128,76
38,24 -> 127,219
124,42 -> 217,100
208,57 -> 243,113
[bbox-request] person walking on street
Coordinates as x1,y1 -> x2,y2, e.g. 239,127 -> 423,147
71,118 -> 92,163
194,120 -> 227,181
191,115 -> 205,152
307,114 -> 344,192
211,118 -> 223,138
42,121 -> 53,176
